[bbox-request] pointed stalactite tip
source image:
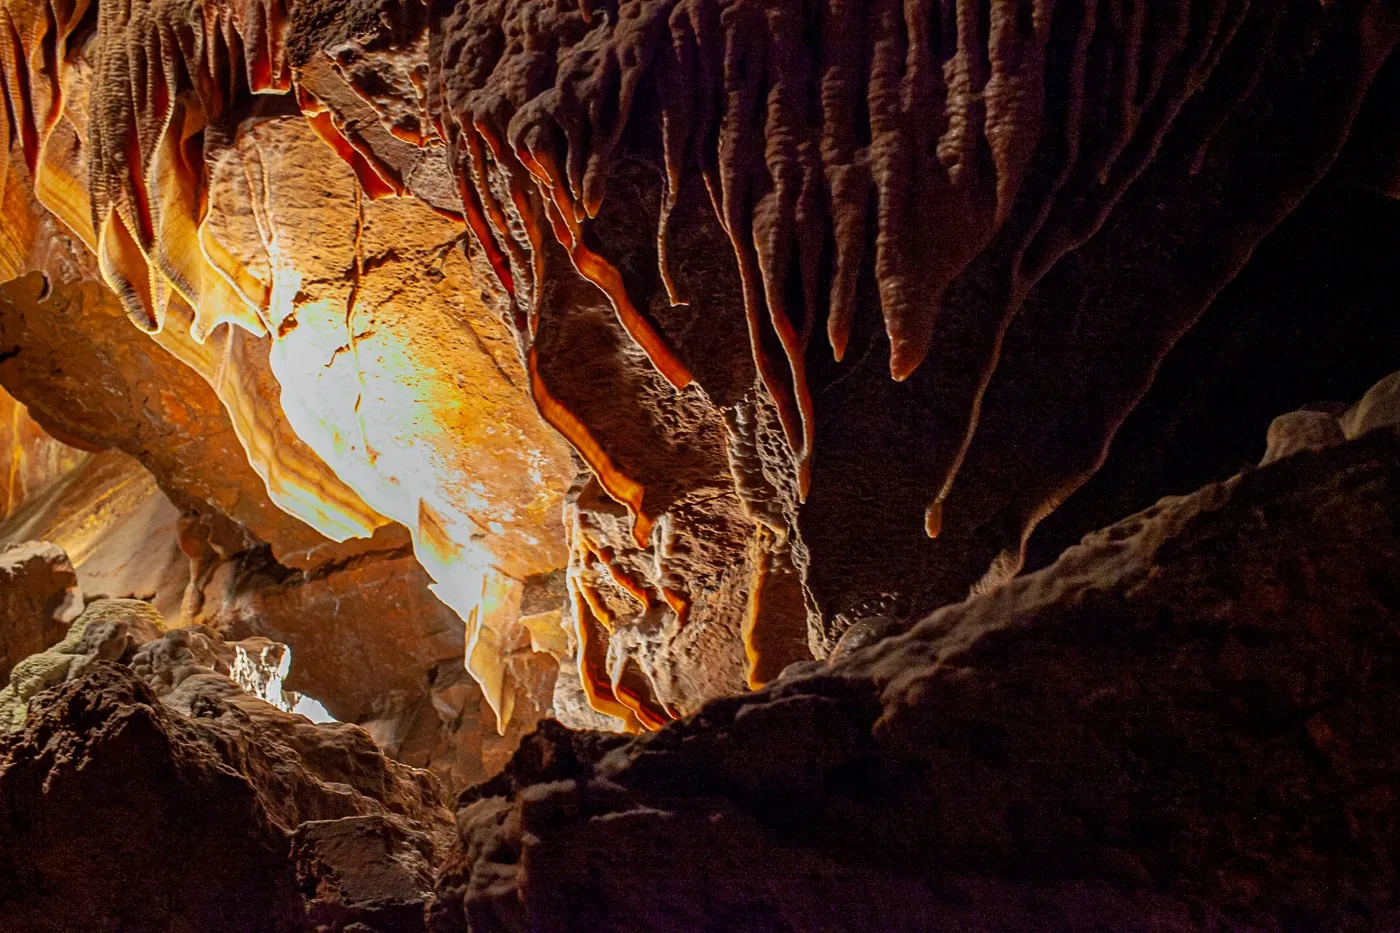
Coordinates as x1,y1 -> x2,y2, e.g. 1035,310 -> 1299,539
925,500 -> 943,539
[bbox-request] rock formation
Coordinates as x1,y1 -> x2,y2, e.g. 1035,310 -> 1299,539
432,422 -> 1400,933
0,602 -> 453,932
0,0 -> 1391,738
0,368 -> 1395,932
0,539 -> 80,680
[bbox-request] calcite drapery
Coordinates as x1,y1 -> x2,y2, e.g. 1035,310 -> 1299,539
0,0 -> 575,732
415,0 -> 1400,716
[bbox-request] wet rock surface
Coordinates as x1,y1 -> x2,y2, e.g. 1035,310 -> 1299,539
0,0 -> 1394,736
0,0 -> 1395,927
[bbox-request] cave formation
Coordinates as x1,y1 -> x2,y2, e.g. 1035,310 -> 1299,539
0,0 -> 1398,929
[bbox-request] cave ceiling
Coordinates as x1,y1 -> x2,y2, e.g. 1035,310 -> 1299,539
0,0 -> 1396,741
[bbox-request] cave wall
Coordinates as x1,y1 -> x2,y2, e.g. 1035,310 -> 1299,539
0,0 -> 1395,742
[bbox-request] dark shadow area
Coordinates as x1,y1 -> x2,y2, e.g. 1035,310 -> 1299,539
1026,182 -> 1400,571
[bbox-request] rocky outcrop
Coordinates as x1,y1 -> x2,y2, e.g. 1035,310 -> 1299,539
0,638 -> 454,931
0,540 -> 80,681
0,450 -> 198,618
0,596 -> 163,729
0,665 -> 308,933
200,528 -> 561,795
0,260 -> 344,557
0,430 -> 554,794
436,426 -> 1400,932
293,815 -> 441,933
1261,372 -> 1400,467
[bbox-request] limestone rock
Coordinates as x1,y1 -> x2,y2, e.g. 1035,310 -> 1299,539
0,597 -> 164,730
1341,370 -> 1400,441
0,0 -> 1396,758
0,540 -> 80,681
0,449 -> 194,617
129,625 -> 234,696
0,664 -> 307,933
0,659 -> 453,932
292,815 -> 438,933
0,385 -> 88,523
0,265 -> 342,557
202,533 -> 544,795
0,629 -> 455,932
1261,370 -> 1400,467
437,427 -> 1400,932
1260,409 -> 1349,466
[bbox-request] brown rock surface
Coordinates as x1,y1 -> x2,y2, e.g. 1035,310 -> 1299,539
0,540 -> 80,681
0,597 -> 167,729
292,815 -> 440,933
436,427 -> 1400,932
0,435 -> 549,793
0,264 -> 340,558
404,0 -> 1400,725
0,450 -> 193,616
0,654 -> 453,932
203,530 -> 554,794
0,664 -> 307,933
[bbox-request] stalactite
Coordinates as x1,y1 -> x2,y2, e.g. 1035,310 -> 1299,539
740,523 -> 809,689
462,569 -> 522,736
0,0 -> 395,544
528,347 -> 654,549
568,572 -> 645,733
0,0 -> 299,334
421,0 -> 1058,569
562,492 -> 683,730
3,0 -> 1362,730
297,86 -> 402,200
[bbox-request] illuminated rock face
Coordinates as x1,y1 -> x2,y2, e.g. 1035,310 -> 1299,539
0,387 -> 88,523
196,113 -> 573,729
0,2 -> 1396,928
0,0 -> 1396,739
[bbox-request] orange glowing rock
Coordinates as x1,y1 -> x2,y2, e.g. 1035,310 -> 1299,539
463,569 -> 523,736
528,347 -> 653,550
741,526 -> 810,690
582,539 -> 652,610
659,587 -> 690,630
925,500 -> 944,540
297,86 -> 403,201
0,384 -> 87,523
195,114 -> 574,723
568,573 -> 644,734
518,147 -> 694,392
610,662 -> 673,732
